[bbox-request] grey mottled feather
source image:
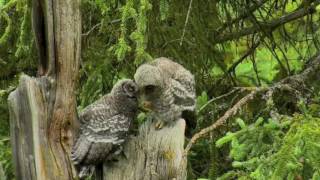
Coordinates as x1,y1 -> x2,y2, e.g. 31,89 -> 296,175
71,79 -> 138,178
134,57 -> 196,126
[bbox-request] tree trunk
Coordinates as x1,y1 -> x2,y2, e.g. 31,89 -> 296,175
8,0 -> 188,179
8,0 -> 81,179
101,118 -> 187,180
0,163 -> 5,180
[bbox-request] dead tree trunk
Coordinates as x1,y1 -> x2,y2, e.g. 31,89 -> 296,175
8,0 -> 81,179
0,163 -> 5,180
101,118 -> 187,180
8,0 -> 188,179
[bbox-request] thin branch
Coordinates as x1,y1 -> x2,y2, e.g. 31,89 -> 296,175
250,52 -> 262,86
81,19 -> 121,36
184,87 -> 265,155
211,36 -> 264,92
216,0 -> 269,35
82,23 -> 101,36
227,35 -> 263,74
197,88 -> 241,114
246,9 -> 292,75
180,0 -> 193,46
213,1 -> 319,43
183,53 -> 320,156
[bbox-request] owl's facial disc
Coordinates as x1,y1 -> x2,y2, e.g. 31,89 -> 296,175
137,84 -> 160,112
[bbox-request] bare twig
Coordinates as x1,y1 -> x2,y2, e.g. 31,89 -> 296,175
216,0 -> 269,35
82,23 -> 102,36
183,53 -> 320,157
197,88 -> 241,114
184,87 -> 266,155
81,19 -> 121,36
180,0 -> 193,46
213,1 -> 320,43
227,35 -> 264,74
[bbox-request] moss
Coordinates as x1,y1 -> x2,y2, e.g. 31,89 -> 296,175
163,150 -> 175,161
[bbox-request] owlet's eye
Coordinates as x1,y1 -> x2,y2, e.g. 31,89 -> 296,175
128,85 -> 135,92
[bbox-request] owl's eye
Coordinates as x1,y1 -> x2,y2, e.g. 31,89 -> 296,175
128,85 -> 135,92
145,85 -> 156,94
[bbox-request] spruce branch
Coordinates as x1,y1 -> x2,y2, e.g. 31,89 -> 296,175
184,53 -> 320,157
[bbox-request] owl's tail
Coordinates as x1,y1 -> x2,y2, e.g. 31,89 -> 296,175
70,136 -> 93,179
95,163 -> 103,180
78,166 -> 92,179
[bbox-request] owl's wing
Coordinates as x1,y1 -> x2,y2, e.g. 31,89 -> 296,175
83,113 -> 131,144
79,95 -> 113,124
170,78 -> 196,111
72,98 -> 112,165
72,113 -> 131,165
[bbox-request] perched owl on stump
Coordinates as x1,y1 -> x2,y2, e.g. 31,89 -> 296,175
134,57 -> 196,130
71,79 -> 139,178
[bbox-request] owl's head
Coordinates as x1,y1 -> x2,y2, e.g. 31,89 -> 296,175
134,64 -> 165,90
112,79 -> 139,100
134,64 -> 165,111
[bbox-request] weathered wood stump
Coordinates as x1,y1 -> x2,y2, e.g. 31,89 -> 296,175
8,75 -> 74,180
8,0 -> 81,179
102,118 -> 187,180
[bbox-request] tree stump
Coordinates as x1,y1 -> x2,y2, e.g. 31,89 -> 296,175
8,0 -> 81,179
102,118 -> 187,180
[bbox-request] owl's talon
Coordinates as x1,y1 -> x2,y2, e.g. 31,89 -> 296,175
155,120 -> 165,129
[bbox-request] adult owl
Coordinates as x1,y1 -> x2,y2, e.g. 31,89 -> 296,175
71,79 -> 138,178
134,57 -> 196,129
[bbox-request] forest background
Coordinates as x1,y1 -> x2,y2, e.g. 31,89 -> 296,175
1,0 -> 320,179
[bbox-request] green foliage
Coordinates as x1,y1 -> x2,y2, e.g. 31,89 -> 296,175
216,113 -> 320,180
130,0 -> 152,64
0,83 -> 16,179
159,0 -> 169,21
0,137 -> 13,180
0,0 -> 320,179
0,11 -> 12,46
108,0 -> 152,63
109,0 -> 135,61
15,2 -> 32,58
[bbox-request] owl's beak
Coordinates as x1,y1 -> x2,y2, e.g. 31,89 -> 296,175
138,101 -> 153,112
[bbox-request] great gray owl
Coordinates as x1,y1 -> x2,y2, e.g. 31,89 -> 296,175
71,79 -> 138,178
134,57 -> 196,129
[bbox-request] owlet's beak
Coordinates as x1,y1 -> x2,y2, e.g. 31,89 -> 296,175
138,101 -> 153,112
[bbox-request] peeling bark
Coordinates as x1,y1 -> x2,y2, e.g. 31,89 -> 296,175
8,0 -> 81,179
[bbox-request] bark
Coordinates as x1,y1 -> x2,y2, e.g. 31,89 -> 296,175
102,118 -> 187,180
8,0 -> 81,179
